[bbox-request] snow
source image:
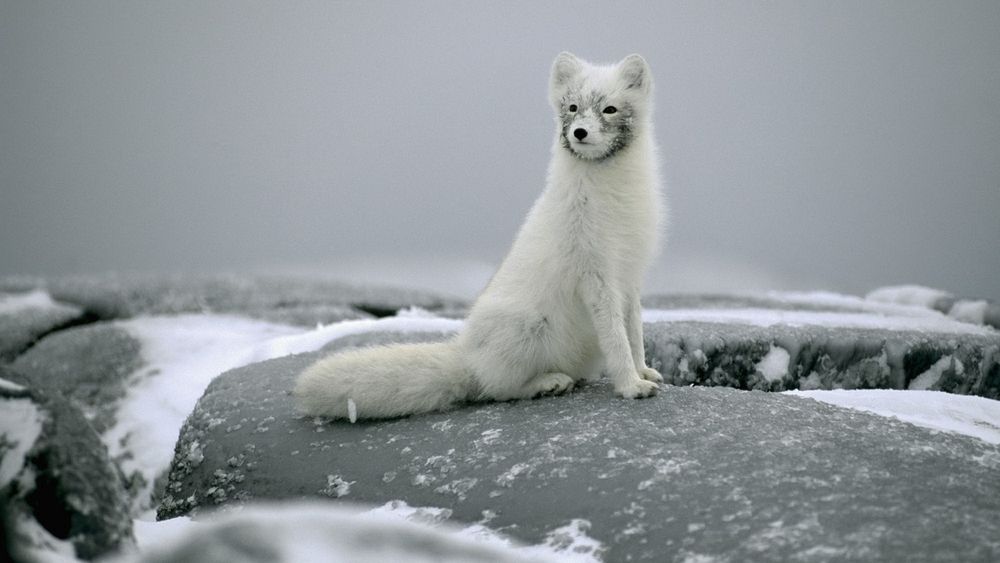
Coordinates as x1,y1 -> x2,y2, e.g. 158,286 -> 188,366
755,345 -> 790,383
0,375 -> 27,393
104,314 -> 302,513
0,289 -> 61,315
114,502 -> 580,563
9,514 -> 79,563
642,308 -> 994,335
0,398 -> 44,487
908,355 -> 963,391
865,285 -> 953,308
260,315 -> 463,357
786,389 -> 1000,445
948,299 -> 989,324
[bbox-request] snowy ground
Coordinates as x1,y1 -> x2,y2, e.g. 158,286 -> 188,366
4,286 -> 1000,562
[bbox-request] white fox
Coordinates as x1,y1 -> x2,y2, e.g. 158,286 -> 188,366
295,52 -> 665,419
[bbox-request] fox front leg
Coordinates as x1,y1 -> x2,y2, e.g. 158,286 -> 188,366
581,274 -> 658,399
625,287 -> 663,384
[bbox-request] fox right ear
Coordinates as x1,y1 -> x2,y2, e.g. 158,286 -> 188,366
549,52 -> 582,106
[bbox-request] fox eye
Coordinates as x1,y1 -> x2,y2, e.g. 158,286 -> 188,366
603,106 -> 618,114
568,104 -> 578,112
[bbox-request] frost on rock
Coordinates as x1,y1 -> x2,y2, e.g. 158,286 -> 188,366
0,289 -> 85,362
0,366 -> 134,560
320,474 -> 354,498
641,292 -> 1000,399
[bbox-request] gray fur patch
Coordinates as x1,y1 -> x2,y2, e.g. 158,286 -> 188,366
556,92 -> 636,161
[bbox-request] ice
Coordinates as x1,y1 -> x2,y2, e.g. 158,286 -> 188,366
347,398 -> 358,423
786,389 -> 1000,444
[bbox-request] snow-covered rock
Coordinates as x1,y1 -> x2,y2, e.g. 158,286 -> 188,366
11,323 -> 143,433
0,275 -> 465,327
158,332 -> 1000,562
641,293 -> 1000,399
0,289 -> 86,361
0,366 -> 134,560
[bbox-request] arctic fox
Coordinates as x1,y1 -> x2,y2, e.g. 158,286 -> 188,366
295,52 -> 664,419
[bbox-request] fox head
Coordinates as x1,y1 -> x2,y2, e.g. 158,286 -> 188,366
549,52 -> 653,161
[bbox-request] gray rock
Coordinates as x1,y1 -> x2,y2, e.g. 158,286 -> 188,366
0,294 -> 85,362
644,321 -> 1000,399
1,366 -> 134,560
158,333 -> 1000,562
11,323 -> 143,433
0,274 -> 466,326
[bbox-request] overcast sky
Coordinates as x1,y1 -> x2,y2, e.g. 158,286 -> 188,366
2,1 -> 998,300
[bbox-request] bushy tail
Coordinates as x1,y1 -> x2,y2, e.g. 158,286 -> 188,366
293,340 -> 473,420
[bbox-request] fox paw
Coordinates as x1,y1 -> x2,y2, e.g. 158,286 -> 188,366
639,367 -> 663,383
615,377 -> 659,399
530,372 -> 574,398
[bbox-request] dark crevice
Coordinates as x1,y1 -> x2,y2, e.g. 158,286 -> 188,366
351,303 -> 400,319
23,453 -> 73,541
7,310 -> 104,363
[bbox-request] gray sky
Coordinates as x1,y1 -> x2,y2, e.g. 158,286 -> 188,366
2,1 -> 998,300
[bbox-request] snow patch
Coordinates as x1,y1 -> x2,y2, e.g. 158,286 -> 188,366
0,376 -> 27,393
755,345 -> 789,382
320,474 -> 354,498
786,389 -> 1000,445
0,399 -> 44,487
106,314 -> 303,511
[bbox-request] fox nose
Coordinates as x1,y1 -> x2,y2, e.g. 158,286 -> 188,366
573,128 -> 588,140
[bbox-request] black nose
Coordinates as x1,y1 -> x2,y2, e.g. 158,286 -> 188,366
573,128 -> 588,140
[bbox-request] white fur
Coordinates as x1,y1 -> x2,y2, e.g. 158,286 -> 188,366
295,53 -> 665,419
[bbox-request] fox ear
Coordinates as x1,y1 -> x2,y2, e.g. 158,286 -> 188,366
550,52 -> 582,105
618,54 -> 652,96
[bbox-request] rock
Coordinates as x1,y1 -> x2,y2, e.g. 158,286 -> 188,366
644,321 -> 1000,399
11,323 -> 143,433
158,333 -> 1000,562
0,275 -> 466,327
641,292 -> 1000,399
0,290 -> 87,362
0,366 -> 134,560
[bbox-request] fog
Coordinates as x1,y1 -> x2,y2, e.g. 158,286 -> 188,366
2,1 -> 998,300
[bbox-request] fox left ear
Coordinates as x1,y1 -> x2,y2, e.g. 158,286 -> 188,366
549,52 -> 582,108
618,54 -> 652,96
